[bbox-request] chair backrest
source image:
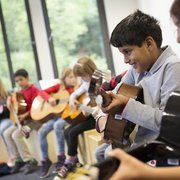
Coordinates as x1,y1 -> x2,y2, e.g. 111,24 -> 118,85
36,79 -> 60,90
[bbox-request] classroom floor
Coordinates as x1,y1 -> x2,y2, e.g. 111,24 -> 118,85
0,166 -> 56,180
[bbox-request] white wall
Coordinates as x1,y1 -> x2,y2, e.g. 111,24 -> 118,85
104,0 -> 138,75
138,0 -> 180,57
28,0 -> 55,80
104,0 -> 180,75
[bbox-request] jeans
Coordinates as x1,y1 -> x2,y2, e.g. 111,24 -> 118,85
0,118 -> 12,139
95,143 -> 112,162
38,117 -> 68,159
0,118 -> 12,156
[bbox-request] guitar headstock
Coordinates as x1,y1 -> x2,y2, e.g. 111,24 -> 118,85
89,70 -> 112,107
88,70 -> 103,98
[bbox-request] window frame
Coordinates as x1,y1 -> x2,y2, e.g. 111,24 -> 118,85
0,1 -> 14,87
41,0 -> 115,76
41,0 -> 59,78
0,0 -> 42,88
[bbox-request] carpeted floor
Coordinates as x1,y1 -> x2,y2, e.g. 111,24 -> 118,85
0,167 -> 56,180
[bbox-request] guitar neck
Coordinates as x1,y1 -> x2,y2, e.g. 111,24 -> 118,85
78,104 -> 94,114
99,89 -> 112,107
56,98 -> 69,104
11,107 -> 22,128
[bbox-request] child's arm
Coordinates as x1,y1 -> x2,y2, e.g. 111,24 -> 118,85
102,71 -> 126,91
38,83 -> 61,103
69,81 -> 89,100
69,81 -> 89,109
109,149 -> 180,180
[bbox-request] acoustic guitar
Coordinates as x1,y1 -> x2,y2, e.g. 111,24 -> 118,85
61,93 -> 97,125
31,89 -> 69,123
9,92 -> 27,125
8,92 -> 30,138
88,70 -> 143,148
62,91 -> 180,180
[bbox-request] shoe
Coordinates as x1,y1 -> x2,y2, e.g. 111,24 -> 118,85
10,161 -> 26,174
23,158 -> 38,174
54,157 -> 83,179
55,163 -> 75,179
53,155 -> 66,174
55,158 -> 81,179
7,158 -> 15,167
40,158 -> 52,179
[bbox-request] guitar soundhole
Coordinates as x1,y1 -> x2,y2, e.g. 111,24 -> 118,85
56,99 -> 60,104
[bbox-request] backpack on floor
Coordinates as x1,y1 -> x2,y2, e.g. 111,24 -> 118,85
0,162 -> 11,176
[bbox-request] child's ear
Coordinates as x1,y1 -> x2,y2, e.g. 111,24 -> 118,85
145,36 -> 154,51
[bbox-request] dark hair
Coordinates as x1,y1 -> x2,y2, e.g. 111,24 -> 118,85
14,69 -> 29,78
170,0 -> 180,20
110,10 -> 162,48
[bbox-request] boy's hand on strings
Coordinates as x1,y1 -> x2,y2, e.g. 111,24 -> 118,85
48,97 -> 56,106
69,99 -> 79,112
18,112 -> 29,122
101,91 -> 129,114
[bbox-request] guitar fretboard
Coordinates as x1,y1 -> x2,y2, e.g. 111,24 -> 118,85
78,104 -> 94,114
56,98 -> 69,104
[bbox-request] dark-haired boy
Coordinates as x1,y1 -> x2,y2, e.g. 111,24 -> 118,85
4,69 -> 41,174
102,10 -> 180,164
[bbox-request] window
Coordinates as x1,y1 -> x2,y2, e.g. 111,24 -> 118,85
1,0 -> 40,86
0,22 -> 11,89
44,0 -> 110,75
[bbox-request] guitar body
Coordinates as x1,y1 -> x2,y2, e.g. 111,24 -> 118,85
104,83 -> 143,148
61,93 -> 87,120
61,104 -> 82,120
31,89 -> 69,123
61,93 -> 97,125
10,92 -> 27,124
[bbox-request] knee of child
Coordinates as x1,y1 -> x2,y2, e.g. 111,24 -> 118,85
3,128 -> 11,139
0,130 -> 3,136
95,147 -> 101,159
64,128 -> 71,139
95,146 -> 105,162
104,144 -> 112,159
53,120 -> 64,130
0,127 -> 5,136
38,127 -> 48,137
12,129 -> 22,140
1,130 -> 7,138
68,129 -> 78,138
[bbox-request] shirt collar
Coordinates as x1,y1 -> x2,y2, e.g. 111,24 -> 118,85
21,84 -> 33,92
144,45 -> 174,75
